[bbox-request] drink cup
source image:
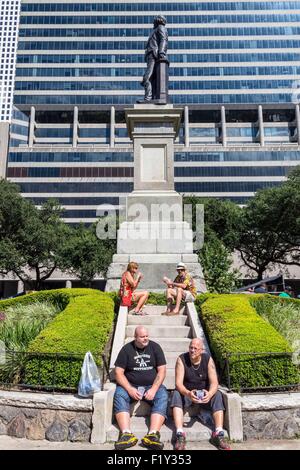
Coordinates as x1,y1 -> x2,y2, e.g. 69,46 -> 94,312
137,386 -> 145,397
196,389 -> 205,400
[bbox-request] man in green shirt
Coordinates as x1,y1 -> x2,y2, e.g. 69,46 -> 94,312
279,286 -> 293,298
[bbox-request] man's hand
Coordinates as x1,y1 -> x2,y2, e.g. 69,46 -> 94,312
200,389 -> 212,404
189,390 -> 202,404
128,386 -> 142,401
159,53 -> 166,59
144,387 -> 157,401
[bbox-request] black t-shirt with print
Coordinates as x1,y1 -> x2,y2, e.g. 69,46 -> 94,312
114,340 -> 166,386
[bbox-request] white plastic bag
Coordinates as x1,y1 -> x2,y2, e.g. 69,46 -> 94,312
78,351 -> 102,397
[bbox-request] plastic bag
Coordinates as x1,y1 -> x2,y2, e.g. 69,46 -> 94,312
78,351 -> 102,397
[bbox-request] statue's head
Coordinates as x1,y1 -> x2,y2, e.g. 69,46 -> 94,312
153,15 -> 167,27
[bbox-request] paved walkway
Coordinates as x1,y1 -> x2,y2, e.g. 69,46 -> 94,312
0,436 -> 299,450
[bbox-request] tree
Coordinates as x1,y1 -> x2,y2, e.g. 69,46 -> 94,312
183,196 -> 242,250
237,166 -> 300,279
60,223 -> 116,286
0,180 -> 70,289
199,230 -> 241,293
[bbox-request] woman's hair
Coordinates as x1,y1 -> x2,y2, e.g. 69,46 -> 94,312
127,262 -> 138,272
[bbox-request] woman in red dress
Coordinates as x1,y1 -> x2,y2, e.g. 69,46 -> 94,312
119,262 -> 149,315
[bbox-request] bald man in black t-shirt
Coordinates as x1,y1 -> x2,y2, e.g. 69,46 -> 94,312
113,326 -> 168,450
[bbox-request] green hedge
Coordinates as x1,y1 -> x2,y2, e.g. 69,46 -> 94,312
1,289 -> 115,389
196,294 -> 299,390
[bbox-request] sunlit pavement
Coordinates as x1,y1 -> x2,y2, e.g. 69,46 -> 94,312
0,435 -> 300,450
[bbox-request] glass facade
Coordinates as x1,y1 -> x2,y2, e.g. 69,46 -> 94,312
6,1 -> 300,222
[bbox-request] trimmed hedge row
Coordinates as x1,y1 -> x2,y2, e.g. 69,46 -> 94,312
0,289 -> 115,389
196,293 -> 299,390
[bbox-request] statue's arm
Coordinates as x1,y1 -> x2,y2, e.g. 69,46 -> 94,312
157,25 -> 168,57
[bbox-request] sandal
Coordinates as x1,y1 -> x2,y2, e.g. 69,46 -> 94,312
132,310 -> 148,316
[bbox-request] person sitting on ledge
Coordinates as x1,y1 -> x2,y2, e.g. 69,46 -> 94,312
113,326 -> 168,450
170,338 -> 231,451
162,262 -> 197,316
119,262 -> 149,315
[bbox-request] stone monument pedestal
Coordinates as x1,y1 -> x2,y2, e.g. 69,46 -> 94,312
105,104 -> 206,293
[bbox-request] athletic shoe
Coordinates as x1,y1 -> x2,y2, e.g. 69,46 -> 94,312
175,432 -> 186,451
114,431 -> 138,450
209,431 -> 231,450
140,431 -> 164,450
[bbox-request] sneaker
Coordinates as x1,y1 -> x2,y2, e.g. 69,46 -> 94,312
175,432 -> 186,451
209,431 -> 231,451
114,431 -> 138,450
140,431 -> 164,450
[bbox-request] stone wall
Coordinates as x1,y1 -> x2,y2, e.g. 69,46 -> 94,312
242,392 -> 300,440
0,390 -> 93,442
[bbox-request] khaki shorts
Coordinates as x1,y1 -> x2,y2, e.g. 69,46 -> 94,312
182,291 -> 196,303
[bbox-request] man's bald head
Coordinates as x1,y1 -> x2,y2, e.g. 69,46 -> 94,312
188,338 -> 204,361
134,326 -> 149,349
190,338 -> 203,349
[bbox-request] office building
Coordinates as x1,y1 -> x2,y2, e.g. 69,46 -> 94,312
0,0 -> 21,177
5,0 -> 300,224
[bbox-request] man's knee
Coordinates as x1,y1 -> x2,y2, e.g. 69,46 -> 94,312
113,386 -> 131,414
210,390 -> 225,412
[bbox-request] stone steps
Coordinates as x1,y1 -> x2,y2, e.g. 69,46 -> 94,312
129,305 -> 185,316
164,351 -> 181,368
129,399 -> 210,418
125,325 -> 191,338
127,315 -> 187,326
107,416 -> 212,443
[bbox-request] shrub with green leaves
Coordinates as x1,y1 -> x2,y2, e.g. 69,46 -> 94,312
196,294 -> 299,390
25,289 -> 114,388
0,289 -> 115,389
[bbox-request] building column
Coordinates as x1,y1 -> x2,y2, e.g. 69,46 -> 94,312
73,106 -> 78,148
17,280 -> 24,294
258,105 -> 265,146
0,122 -> 9,178
295,104 -> 300,145
110,106 -> 115,148
65,280 -> 72,288
28,106 -> 35,148
221,105 -> 227,147
184,105 -> 189,147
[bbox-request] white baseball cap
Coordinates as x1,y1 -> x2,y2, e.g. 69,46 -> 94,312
176,262 -> 186,270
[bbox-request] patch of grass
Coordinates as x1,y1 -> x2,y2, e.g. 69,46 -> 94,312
250,295 -> 300,350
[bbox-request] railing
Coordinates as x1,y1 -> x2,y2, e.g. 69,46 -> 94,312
0,350 -> 110,393
220,351 -> 300,393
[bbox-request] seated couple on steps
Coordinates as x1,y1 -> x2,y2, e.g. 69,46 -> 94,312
113,328 -> 231,451
119,261 -> 197,316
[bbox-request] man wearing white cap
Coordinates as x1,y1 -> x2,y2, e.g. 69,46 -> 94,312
163,262 -> 197,316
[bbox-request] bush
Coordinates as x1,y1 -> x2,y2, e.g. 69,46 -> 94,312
0,289 -> 115,389
196,294 -> 299,390
249,295 -> 300,350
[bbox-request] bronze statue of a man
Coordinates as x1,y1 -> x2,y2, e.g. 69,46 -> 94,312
138,15 -> 168,103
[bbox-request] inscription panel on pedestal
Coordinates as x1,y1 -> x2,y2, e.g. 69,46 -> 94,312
141,144 -> 166,182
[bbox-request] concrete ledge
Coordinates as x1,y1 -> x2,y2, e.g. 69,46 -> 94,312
241,392 -> 300,411
186,302 -> 210,354
91,383 -> 116,444
221,390 -> 243,441
0,390 -> 92,411
109,305 -> 128,370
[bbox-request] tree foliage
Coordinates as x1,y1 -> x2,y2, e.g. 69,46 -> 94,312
59,222 -> 116,286
199,230 -> 241,293
0,179 -> 116,289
